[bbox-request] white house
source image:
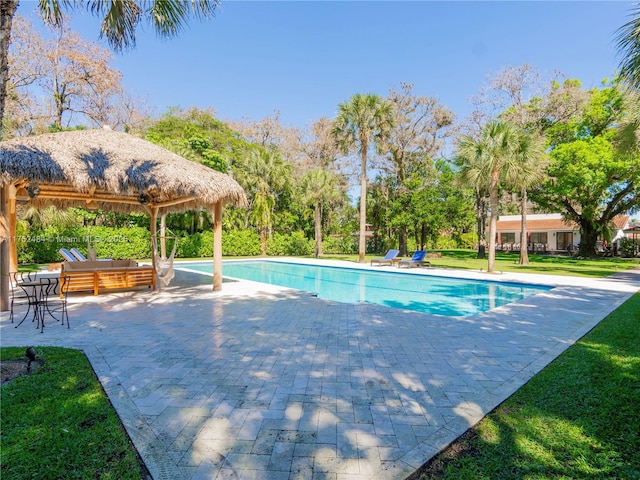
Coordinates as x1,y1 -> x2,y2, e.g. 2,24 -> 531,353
495,213 -> 630,253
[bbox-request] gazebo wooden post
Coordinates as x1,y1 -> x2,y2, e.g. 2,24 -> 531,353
1,185 -> 9,311
8,184 -> 17,273
150,206 -> 158,286
213,201 -> 223,291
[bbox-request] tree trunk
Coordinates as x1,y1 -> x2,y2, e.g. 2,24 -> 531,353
0,0 -> 18,139
476,189 -> 486,259
578,221 -> 599,258
519,187 -> 529,265
420,223 -> 427,251
487,171 -> 500,273
261,228 -> 267,256
399,227 -> 408,257
358,150 -> 368,263
314,202 -> 322,257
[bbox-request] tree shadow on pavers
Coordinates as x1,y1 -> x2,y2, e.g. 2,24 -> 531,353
54,267 -> 627,479
407,294 -> 640,479
90,278 -> 604,478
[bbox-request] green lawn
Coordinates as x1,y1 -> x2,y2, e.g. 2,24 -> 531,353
0,347 -> 148,479
326,249 -> 640,278
411,292 -> 640,479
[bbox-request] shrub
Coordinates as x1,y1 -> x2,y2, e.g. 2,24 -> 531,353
177,231 -> 213,258
222,230 -> 261,256
619,238 -> 638,258
267,231 -> 313,256
323,235 -> 357,254
85,226 -> 151,259
18,226 -> 152,263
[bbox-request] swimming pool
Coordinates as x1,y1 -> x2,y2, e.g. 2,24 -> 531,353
182,260 -> 551,317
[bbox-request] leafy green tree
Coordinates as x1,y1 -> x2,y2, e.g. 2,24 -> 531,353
332,93 -> 394,263
300,168 -> 345,257
146,107 -> 254,174
456,121 -> 521,273
534,83 -> 640,257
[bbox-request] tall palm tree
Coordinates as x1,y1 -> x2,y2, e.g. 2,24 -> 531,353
616,3 -> 640,92
456,121 -> 520,273
300,168 -> 344,257
506,131 -> 549,265
332,93 -> 394,263
0,0 -> 220,139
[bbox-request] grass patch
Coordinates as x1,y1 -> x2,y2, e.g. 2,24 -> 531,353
411,292 -> 640,480
323,250 -> 640,278
1,347 -> 148,480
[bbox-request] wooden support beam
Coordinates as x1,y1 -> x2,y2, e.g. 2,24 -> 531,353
150,206 -> 158,289
9,185 -> 17,273
213,201 -> 222,291
1,185 -> 9,311
34,188 -> 196,209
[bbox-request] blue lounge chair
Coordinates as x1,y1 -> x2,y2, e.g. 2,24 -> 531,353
370,249 -> 400,266
68,247 -> 111,262
59,248 -> 78,262
70,247 -> 87,261
398,250 -> 430,268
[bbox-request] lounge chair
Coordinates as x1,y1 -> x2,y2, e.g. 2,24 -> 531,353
70,247 -> 88,261
59,248 -> 78,262
370,249 -> 400,266
398,250 -> 430,268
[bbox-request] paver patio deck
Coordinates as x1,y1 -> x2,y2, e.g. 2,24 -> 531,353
2,260 -> 639,480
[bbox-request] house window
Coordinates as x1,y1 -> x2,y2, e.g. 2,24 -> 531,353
557,232 -> 573,251
501,232 -> 516,244
530,232 -> 547,244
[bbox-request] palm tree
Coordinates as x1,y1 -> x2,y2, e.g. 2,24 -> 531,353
0,0 -> 220,139
616,3 -> 640,91
244,149 -> 291,255
332,93 -> 394,263
506,131 -> 549,265
617,88 -> 640,154
456,121 -> 520,273
300,168 -> 344,257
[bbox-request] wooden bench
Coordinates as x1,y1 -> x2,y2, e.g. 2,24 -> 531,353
60,260 -> 156,296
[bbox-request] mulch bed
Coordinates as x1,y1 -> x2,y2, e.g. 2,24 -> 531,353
1,358 -> 43,384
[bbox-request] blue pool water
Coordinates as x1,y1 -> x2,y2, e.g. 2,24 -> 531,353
183,260 -> 551,317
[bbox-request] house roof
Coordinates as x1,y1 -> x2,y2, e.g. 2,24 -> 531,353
496,215 -> 629,232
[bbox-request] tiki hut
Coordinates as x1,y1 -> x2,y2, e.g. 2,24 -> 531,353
0,129 -> 247,310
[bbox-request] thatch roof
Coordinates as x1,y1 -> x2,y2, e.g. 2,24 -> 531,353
0,129 -> 247,213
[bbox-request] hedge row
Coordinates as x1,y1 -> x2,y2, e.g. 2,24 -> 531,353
16,226 -> 331,263
16,225 -> 474,264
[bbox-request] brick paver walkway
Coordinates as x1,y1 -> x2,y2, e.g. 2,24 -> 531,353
2,261 -> 638,479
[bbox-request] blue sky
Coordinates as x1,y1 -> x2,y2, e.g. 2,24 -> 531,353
17,1 -> 634,130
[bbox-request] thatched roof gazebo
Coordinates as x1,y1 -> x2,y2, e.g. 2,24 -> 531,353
0,129 -> 247,311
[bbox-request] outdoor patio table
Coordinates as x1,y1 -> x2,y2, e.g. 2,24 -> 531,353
15,278 -> 58,333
